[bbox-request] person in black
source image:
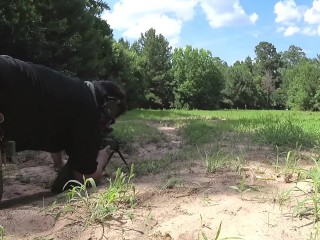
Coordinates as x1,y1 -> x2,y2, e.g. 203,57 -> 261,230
0,55 -> 126,191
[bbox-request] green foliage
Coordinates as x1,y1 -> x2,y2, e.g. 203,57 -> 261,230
0,1 -> 42,59
0,0 -> 112,78
255,41 -> 282,79
285,60 -> 320,111
134,28 -> 174,109
172,46 -> 224,110
281,45 -> 307,68
254,41 -> 283,108
223,63 -> 257,109
111,40 -> 146,109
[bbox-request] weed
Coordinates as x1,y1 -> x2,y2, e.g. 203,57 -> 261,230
198,218 -> 222,240
230,177 -> 251,199
233,156 -> 247,175
283,150 -> 300,182
273,145 -> 281,170
0,225 -> 5,240
46,165 -> 137,225
199,146 -> 227,173
160,177 -> 184,189
293,158 -> 320,222
310,223 -> 320,240
89,165 -> 137,223
275,189 -> 293,211
198,218 -> 242,240
263,211 -> 276,227
273,145 -> 305,183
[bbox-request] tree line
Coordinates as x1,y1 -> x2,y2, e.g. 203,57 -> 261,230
2,0 -> 320,111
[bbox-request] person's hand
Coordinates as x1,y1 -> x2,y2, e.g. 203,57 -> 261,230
51,152 -> 67,169
98,145 -> 111,170
54,159 -> 67,169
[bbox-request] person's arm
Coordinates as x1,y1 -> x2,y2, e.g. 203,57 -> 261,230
50,151 -> 67,169
72,146 -> 111,184
67,85 -> 109,185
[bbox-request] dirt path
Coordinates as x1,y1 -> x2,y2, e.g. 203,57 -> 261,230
0,123 -> 317,240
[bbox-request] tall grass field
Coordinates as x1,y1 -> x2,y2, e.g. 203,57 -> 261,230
115,109 -> 320,149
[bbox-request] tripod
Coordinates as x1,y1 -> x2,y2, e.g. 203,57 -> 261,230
106,148 -> 129,167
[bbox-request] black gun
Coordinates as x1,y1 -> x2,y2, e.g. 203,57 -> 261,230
102,127 -> 128,167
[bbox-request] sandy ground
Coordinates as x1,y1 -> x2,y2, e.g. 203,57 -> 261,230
0,123 -> 318,240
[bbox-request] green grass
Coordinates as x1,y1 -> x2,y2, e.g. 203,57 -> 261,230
198,146 -> 229,173
133,147 -> 198,176
117,109 -> 320,150
0,225 -> 5,240
111,109 -> 320,183
46,166 -> 137,225
179,119 -> 221,145
255,116 -> 316,147
293,158 -> 320,222
159,177 -> 185,189
113,120 -> 167,146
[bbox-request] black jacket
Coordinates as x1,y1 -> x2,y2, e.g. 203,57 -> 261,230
0,55 -> 100,174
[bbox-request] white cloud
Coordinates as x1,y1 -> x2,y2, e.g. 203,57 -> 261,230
304,0 -> 320,24
103,0 -> 258,45
274,0 -> 303,25
301,26 -> 318,36
123,14 -> 182,45
274,0 -> 320,36
102,0 -> 197,43
284,26 -> 301,36
276,25 -> 300,36
199,0 -> 258,28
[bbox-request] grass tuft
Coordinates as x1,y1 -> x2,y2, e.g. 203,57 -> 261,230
198,146 -> 229,173
0,225 -> 5,240
256,116 -> 315,148
45,165 -> 137,225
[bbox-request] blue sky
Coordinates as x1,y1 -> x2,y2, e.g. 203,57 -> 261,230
103,0 -> 320,65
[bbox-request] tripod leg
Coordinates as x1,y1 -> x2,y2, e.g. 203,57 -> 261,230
106,150 -> 115,166
116,150 -> 129,167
